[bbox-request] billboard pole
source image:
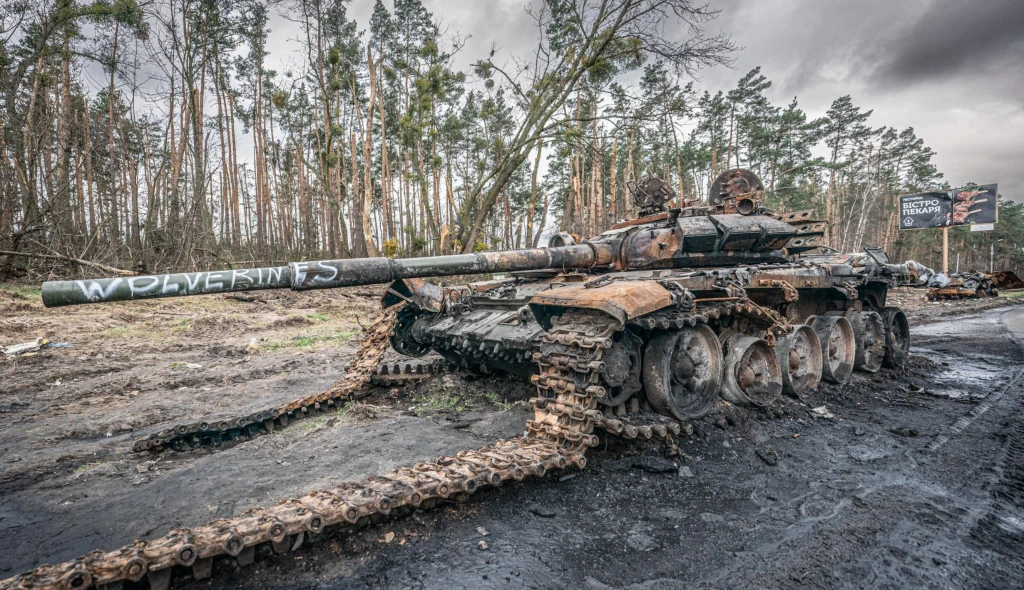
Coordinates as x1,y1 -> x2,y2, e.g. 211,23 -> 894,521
942,226 -> 949,274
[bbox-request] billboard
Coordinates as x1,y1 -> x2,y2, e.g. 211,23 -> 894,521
900,191 -> 952,230
898,184 -> 998,230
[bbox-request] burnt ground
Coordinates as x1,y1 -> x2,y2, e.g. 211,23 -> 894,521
2,285 -> 1024,589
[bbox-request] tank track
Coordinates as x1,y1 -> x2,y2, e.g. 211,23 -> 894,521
526,309 -> 619,460
132,306 -> 405,453
138,359 -> 452,453
0,309 -> 624,590
630,300 -> 791,345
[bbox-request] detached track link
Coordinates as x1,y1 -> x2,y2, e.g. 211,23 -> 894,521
596,414 -> 688,440
369,359 -> 454,387
2,309 -> 618,590
132,306 -> 404,453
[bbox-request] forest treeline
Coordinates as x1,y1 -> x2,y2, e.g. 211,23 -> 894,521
1,0 -> 1021,280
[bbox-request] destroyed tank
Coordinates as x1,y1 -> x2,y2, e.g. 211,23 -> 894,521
17,169 -> 921,590
42,169 -> 915,432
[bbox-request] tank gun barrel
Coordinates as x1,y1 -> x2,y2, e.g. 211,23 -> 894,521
40,244 -> 608,308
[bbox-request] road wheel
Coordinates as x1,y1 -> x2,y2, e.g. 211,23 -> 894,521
811,316 -> 855,383
776,324 -> 822,399
850,311 -> 885,373
642,325 -> 722,420
720,333 -> 783,407
882,307 -> 910,369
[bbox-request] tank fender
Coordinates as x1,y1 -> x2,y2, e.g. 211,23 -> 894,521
381,278 -> 444,312
528,279 -> 675,329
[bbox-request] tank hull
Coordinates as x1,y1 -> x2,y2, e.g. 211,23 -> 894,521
390,252 -> 907,421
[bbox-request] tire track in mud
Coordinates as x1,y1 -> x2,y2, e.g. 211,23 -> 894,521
970,415 -> 1024,553
966,306 -> 1024,588
967,404 -> 1024,589
926,369 -> 1024,452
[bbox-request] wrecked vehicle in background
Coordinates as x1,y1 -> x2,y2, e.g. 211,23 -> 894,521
906,262 -> 1024,300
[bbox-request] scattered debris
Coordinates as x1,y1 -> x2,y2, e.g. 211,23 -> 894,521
604,455 -> 676,474
346,403 -> 387,421
477,540 -> 488,551
476,527 -> 489,537
135,461 -> 158,473
448,418 -> 483,429
527,503 -> 558,518
678,465 -> 694,478
909,383 -> 923,392
4,338 -> 48,357
756,449 -> 779,466
889,427 -> 920,438
383,532 -> 395,544
634,455 -> 677,474
185,362 -> 203,370
854,427 -> 866,436
4,339 -> 73,357
809,406 -> 835,419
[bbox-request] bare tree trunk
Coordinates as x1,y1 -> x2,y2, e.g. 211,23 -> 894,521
107,21 -> 121,244
625,127 -> 636,216
609,136 -> 618,222
525,138 -> 543,247
725,102 -> 734,171
358,49 -> 381,257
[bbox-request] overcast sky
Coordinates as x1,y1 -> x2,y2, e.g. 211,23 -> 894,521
292,0 -> 1024,202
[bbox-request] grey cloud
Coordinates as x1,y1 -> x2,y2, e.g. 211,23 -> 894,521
868,0 -> 1024,87
694,0 -> 1024,201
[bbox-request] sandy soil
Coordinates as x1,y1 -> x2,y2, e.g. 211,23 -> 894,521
2,285 -> 1023,589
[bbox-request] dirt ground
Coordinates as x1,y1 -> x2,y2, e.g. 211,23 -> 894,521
2,284 -> 1024,589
